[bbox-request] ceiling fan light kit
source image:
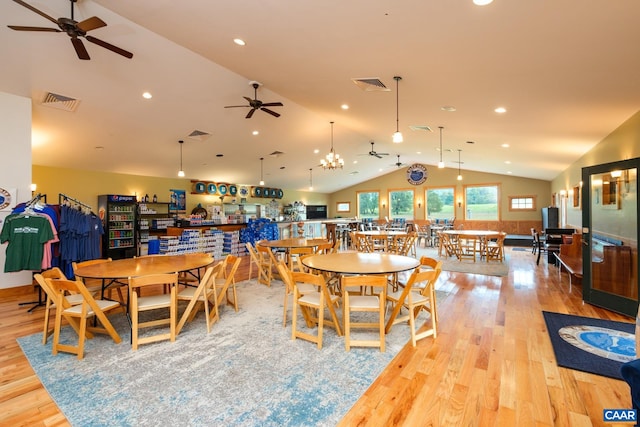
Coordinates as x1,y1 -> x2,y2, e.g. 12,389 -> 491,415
8,0 -> 134,60
392,76 -> 403,143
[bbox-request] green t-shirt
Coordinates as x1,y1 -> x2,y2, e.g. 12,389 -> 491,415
1,214 -> 54,272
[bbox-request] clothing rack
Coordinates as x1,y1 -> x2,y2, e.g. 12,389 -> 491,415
16,192 -> 48,312
59,193 -> 92,212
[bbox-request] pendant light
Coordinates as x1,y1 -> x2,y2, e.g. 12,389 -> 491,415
392,76 -> 403,143
457,149 -> 463,180
308,168 -> 313,191
438,127 -> 445,169
320,121 -> 344,170
259,157 -> 265,185
177,140 -> 185,177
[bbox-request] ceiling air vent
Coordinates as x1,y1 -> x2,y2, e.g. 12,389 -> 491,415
409,125 -> 433,132
187,130 -> 211,141
351,78 -> 389,92
41,92 -> 80,112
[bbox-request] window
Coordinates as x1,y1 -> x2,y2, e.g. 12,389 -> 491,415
509,196 -> 536,211
357,191 -> 379,219
426,187 -> 455,221
465,184 -> 500,220
388,189 -> 414,220
336,202 -> 351,213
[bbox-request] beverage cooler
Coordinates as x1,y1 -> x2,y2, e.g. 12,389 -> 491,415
98,194 -> 138,259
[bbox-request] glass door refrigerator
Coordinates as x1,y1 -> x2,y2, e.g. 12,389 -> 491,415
98,194 -> 138,259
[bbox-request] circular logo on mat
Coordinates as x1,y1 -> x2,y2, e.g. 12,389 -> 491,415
559,325 -> 635,363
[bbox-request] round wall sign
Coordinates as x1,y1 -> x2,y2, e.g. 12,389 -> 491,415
406,164 -> 428,185
0,188 -> 11,211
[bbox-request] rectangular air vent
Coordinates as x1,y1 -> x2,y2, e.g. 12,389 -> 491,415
351,78 -> 389,91
187,130 -> 211,141
409,125 -> 433,132
41,92 -> 80,112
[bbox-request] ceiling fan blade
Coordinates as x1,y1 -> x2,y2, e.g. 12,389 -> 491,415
261,108 -> 281,118
7,25 -> 60,32
243,96 -> 253,103
378,152 -> 390,156
261,102 -> 283,107
246,108 -> 257,119
71,37 -> 90,60
77,16 -> 107,33
374,154 -> 382,159
224,105 -> 250,108
12,0 -> 58,25
85,35 -> 133,58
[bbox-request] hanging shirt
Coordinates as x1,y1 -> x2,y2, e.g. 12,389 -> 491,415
0,214 -> 55,272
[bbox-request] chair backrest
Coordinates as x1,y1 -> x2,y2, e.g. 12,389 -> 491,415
419,256 -> 441,270
220,254 -> 241,282
276,260 -> 295,294
129,272 -> 179,292
400,268 -> 439,302
245,242 -> 259,262
291,270 -> 326,296
45,277 -> 102,312
257,243 -> 278,265
314,241 -> 333,254
341,274 -> 387,296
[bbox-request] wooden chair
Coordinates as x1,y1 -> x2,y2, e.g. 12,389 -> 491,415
245,242 -> 264,283
341,275 -> 387,352
276,260 -> 318,327
256,243 -> 276,286
438,232 -> 458,258
128,273 -> 178,350
385,268 -> 439,347
73,258 -> 125,303
291,271 -> 342,349
485,232 -> 507,262
35,268 -> 84,345
314,241 -> 333,255
176,266 -> 219,334
213,254 -> 241,312
289,247 -> 314,271
46,277 -> 122,359
457,236 -> 478,262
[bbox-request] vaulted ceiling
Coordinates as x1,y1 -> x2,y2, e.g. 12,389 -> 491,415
2,0 -> 639,193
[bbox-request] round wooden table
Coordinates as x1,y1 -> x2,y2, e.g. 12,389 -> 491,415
257,238 -> 329,250
301,252 -> 419,275
73,253 -> 214,280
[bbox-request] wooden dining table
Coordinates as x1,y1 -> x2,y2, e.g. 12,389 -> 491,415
301,252 -> 419,276
74,253 -> 215,298
257,238 -> 329,268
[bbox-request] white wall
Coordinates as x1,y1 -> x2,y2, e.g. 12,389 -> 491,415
0,92 -> 33,288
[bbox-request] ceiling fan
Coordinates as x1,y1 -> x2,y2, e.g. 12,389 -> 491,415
7,0 -> 133,60
392,155 -> 407,168
359,141 -> 389,159
224,81 -> 283,118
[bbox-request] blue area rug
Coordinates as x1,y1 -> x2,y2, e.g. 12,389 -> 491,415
17,280 -> 430,426
542,311 -> 636,380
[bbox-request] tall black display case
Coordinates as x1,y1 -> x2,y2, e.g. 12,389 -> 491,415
98,194 -> 138,259
541,206 -> 559,230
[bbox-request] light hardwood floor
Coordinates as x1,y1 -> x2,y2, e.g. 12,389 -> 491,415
0,247 -> 633,426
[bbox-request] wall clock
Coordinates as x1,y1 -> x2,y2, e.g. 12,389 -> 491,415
406,164 -> 428,185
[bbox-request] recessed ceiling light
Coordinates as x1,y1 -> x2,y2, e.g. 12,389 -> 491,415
313,149 -> 319,154
341,104 -> 349,110
252,130 -> 259,135
233,38 -> 246,46
507,171 -> 513,174
353,160 -> 358,164
473,0 -> 493,5
416,151 -> 422,155
501,143 -> 509,148
495,107 -> 507,113
505,160 -> 511,164
441,105 -> 456,112
142,92 -> 152,99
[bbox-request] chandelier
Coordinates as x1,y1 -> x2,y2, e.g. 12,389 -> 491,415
320,121 -> 344,170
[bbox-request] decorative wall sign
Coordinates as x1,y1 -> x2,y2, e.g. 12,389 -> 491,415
0,187 -> 16,211
406,164 -> 428,185
207,183 -> 217,194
